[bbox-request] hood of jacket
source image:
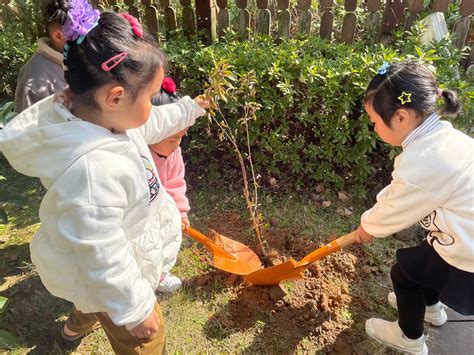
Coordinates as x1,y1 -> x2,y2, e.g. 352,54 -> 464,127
0,94 -> 129,185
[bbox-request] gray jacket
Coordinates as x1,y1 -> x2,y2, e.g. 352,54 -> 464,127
14,38 -> 67,113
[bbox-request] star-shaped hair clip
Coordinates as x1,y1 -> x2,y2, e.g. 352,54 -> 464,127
377,62 -> 390,75
398,91 -> 412,105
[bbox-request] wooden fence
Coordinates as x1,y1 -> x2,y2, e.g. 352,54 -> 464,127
2,0 -> 474,67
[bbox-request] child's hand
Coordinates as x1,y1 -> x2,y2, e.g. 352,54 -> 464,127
355,225 -> 374,244
182,217 -> 190,229
194,95 -> 210,110
130,311 -> 160,338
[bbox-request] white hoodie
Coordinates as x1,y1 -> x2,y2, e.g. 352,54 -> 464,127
361,115 -> 474,273
0,94 -> 205,329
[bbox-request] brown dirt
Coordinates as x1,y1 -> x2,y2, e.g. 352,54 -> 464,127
185,213 -> 379,353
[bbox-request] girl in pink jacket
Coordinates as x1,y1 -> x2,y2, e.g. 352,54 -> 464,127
149,77 -> 190,293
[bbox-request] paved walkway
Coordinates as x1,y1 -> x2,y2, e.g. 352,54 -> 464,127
427,308 -> 474,354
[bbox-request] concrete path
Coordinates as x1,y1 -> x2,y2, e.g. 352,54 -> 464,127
427,308 -> 474,355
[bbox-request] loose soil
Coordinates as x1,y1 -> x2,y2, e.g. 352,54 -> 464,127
184,213 -> 388,354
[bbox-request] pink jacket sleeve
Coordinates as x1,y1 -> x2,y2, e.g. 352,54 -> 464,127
152,147 -> 190,218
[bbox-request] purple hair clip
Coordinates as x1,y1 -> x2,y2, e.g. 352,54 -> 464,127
63,0 -> 100,41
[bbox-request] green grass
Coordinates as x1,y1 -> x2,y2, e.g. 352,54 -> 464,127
0,158 -> 415,353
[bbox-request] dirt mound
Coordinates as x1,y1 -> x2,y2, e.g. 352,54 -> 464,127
185,213 -> 371,352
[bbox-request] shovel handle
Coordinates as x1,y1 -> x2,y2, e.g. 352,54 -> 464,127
296,231 -> 357,267
183,226 -> 238,261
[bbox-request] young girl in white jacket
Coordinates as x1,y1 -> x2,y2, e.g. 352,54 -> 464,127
0,4 -> 208,353
354,61 -> 473,355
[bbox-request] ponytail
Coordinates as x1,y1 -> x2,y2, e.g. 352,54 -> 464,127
439,89 -> 461,116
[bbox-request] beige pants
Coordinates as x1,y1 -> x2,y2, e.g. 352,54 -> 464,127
66,302 -> 166,354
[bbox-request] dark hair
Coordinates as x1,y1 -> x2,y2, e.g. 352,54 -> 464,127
365,61 -> 461,126
64,11 -> 167,110
151,90 -> 180,106
43,0 -> 71,27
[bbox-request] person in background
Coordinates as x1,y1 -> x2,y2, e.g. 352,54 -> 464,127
149,77 -> 191,293
14,0 -> 70,113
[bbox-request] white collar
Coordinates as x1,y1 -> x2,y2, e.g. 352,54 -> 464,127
402,113 -> 441,148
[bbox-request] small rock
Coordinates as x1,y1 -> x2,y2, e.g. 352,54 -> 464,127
338,191 -> 350,202
336,208 -> 345,216
316,184 -> 325,193
8,253 -> 19,262
322,321 -> 331,331
269,177 -> 277,186
311,193 -> 322,202
305,291 -> 313,298
361,265 -> 372,274
266,196 -> 273,203
343,208 -> 353,217
225,274 -> 239,286
270,218 -> 279,227
270,309 -> 276,315
269,285 -> 287,303
322,201 -> 332,208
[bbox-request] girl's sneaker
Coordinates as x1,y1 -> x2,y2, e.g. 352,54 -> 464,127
388,292 -> 448,326
156,273 -> 182,293
366,318 -> 428,355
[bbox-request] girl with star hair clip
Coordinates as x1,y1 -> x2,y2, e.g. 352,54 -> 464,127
352,60 -> 473,355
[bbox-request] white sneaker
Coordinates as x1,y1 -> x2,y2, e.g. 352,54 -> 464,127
156,274 -> 182,293
366,318 -> 428,355
388,292 -> 448,326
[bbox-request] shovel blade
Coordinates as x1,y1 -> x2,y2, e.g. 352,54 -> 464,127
212,232 -> 262,275
244,258 -> 306,285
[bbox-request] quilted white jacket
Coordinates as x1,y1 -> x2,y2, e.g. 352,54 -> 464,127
0,94 -> 205,329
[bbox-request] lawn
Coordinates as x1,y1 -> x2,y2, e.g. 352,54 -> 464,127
0,156 -> 413,354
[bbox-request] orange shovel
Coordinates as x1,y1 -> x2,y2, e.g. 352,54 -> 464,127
244,231 -> 357,285
184,226 -> 262,275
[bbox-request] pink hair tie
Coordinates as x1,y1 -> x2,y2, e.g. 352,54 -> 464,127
437,88 -> 444,98
120,13 -> 143,38
101,52 -> 128,72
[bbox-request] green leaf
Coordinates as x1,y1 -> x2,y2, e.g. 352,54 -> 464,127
0,297 -> 9,314
0,330 -> 17,348
0,207 -> 7,225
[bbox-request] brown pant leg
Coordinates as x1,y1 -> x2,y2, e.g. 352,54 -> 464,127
65,306 -> 99,334
95,302 -> 166,355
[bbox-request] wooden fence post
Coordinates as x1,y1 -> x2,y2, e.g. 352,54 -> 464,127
405,0 -> 424,31
277,0 -> 290,39
236,0 -> 250,40
319,0 -> 334,40
108,0 -> 120,12
381,0 -> 404,36
257,0 -> 271,36
297,0 -> 312,36
142,0 -> 159,40
181,0 -> 197,37
341,0 -> 357,44
124,0 -> 140,19
366,0 -> 381,41
160,0 -> 177,34
431,0 -> 450,13
196,0 -> 217,42
216,0 -> 229,38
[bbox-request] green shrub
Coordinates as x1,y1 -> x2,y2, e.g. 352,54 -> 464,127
164,31 -> 473,195
0,22 -> 36,99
